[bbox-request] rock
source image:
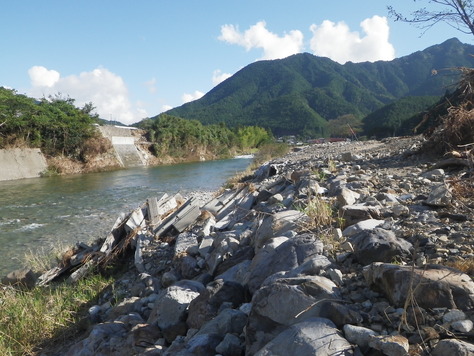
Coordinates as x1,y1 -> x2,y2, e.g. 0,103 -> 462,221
451,319 -> 473,332
318,302 -> 363,328
442,309 -> 466,323
422,168 -> 445,181
205,235 -> 240,274
65,321 -> 129,356
186,279 -> 246,330
349,228 -> 413,265
368,334 -> 409,356
340,205 -> 381,226
343,324 -> 377,349
254,318 -> 353,356
253,210 -> 310,250
1,268 -> 36,289
173,232 -> 198,257
363,263 -> 474,310
246,276 -> 340,354
337,187 -> 361,207
342,219 -> 385,237
127,323 -> 162,351
425,183 -> 452,207
215,333 -> 243,356
431,339 -> 474,356
245,233 -> 324,294
147,283 -> 203,342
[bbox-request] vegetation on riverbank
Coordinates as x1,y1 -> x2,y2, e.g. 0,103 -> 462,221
0,273 -> 114,355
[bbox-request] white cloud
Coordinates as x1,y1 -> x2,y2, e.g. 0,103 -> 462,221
28,66 -> 60,87
309,16 -> 395,64
212,69 -> 232,86
27,66 -> 144,125
219,21 -> 304,60
182,90 -> 204,104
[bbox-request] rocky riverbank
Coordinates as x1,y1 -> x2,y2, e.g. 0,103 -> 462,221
8,136 -> 474,355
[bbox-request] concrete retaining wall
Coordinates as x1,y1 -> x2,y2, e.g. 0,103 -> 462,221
0,148 -> 48,181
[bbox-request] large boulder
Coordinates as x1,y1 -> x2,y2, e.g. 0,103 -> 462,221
186,279 -> 246,330
246,276 -> 340,354
254,318 -> 353,356
364,263 -> 474,310
349,228 -> 412,265
147,281 -> 204,342
244,233 -> 324,294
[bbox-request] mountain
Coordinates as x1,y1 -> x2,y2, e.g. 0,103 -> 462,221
164,38 -> 474,137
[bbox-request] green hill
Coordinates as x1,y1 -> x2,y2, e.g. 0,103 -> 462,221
164,38 -> 474,137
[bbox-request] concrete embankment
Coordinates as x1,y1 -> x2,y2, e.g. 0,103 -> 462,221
0,148 -> 48,181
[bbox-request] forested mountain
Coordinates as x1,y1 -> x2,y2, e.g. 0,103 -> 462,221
165,38 -> 474,137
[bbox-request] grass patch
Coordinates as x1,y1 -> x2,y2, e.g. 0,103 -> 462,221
0,273 -> 114,355
252,142 -> 290,167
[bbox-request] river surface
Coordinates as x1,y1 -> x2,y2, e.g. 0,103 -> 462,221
0,158 -> 251,276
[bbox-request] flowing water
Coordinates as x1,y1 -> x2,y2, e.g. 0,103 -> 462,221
0,158 -> 251,276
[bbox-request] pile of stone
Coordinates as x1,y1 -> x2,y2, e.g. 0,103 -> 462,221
6,137 -> 473,355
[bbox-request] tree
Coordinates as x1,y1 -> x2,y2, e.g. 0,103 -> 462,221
388,1 -> 474,37
327,114 -> 362,138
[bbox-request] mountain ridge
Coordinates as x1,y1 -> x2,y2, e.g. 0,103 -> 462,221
164,38 -> 474,137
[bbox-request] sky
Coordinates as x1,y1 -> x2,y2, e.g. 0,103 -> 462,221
1,1 -> 473,125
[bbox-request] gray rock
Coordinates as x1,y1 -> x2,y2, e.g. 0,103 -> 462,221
253,210 -> 309,250
425,183 -> 452,207
349,228 -> 413,265
186,279 -> 246,330
246,276 -> 340,354
215,333 -> 243,356
343,324 -> 377,348
205,235 -> 240,274
452,319 -> 473,333
431,339 -> 474,356
337,187 -> 361,207
443,309 -> 466,323
245,233 -> 324,294
363,263 -> 474,310
147,284 -> 202,342
318,302 -> 363,328
368,334 -> 409,356
215,259 -> 252,285
174,232 -> 198,257
194,308 -> 248,338
340,205 -> 381,226
254,318 -> 353,356
65,321 -> 129,356
342,219 -> 384,237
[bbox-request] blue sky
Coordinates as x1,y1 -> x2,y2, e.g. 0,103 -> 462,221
1,1 -> 472,125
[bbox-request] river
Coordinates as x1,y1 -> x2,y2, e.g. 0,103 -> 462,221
0,158 -> 251,276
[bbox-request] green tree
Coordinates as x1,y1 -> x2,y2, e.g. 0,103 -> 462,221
327,114 -> 362,138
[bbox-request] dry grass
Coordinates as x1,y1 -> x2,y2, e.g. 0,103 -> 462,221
445,256 -> 474,276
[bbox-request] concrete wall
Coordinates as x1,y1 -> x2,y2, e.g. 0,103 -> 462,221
98,125 -> 146,168
0,148 -> 48,181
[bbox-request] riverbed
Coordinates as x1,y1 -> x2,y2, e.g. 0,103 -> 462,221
0,158 -> 251,276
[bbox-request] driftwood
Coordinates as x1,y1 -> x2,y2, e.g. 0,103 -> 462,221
36,193 -> 200,286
